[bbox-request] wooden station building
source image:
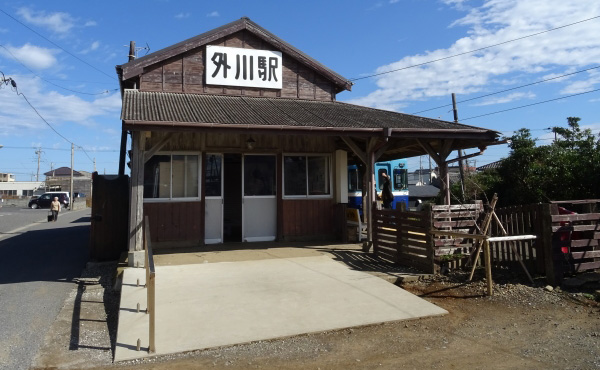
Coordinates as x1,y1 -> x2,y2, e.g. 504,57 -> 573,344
116,17 -> 502,260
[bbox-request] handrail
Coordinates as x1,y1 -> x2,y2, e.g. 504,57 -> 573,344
144,216 -> 156,353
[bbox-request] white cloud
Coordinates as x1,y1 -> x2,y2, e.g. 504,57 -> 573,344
473,92 -> 536,106
175,12 -> 191,19
206,11 -> 220,17
560,70 -> 600,94
84,20 -> 97,27
80,41 -> 101,55
17,7 -> 74,34
0,44 -> 59,70
0,75 -> 122,137
348,0 -> 600,110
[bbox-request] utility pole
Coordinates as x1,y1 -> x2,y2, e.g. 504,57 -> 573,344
93,158 -> 97,172
452,93 -> 466,201
35,147 -> 42,182
70,143 -> 74,210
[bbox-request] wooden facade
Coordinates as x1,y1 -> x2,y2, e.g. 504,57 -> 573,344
135,30 -> 336,101
140,131 -> 341,245
117,18 -> 503,258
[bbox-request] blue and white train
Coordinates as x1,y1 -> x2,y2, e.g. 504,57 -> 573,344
348,159 -> 409,214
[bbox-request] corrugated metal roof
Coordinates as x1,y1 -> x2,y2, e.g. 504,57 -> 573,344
122,90 -> 498,134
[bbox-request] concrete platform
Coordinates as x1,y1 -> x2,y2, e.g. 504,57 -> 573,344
115,255 -> 447,362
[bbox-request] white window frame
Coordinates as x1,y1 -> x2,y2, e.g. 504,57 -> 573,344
143,152 -> 201,203
282,153 -> 332,199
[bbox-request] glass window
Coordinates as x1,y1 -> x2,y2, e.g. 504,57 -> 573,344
205,154 -> 222,197
244,155 -> 276,196
284,156 -> 307,196
308,156 -> 330,195
377,169 -> 388,190
393,168 -> 408,190
144,154 -> 199,199
284,155 -> 330,197
348,167 -> 362,192
172,155 -> 199,198
144,155 -> 170,198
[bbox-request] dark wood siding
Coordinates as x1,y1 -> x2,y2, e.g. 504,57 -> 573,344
139,30 -> 336,101
282,199 -> 336,239
144,202 -> 203,243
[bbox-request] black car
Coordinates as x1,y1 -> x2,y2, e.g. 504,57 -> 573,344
28,192 -> 70,209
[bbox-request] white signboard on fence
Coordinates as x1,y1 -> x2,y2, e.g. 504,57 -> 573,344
205,45 -> 282,89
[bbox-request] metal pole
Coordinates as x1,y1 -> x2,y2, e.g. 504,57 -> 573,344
70,143 -> 74,210
452,93 -> 466,201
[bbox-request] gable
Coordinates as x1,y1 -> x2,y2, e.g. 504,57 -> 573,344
117,18 -> 352,101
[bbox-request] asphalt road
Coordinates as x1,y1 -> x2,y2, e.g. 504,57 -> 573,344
0,206 -> 52,234
0,207 -> 91,370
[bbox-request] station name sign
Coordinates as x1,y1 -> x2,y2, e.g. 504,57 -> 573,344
206,45 -> 283,89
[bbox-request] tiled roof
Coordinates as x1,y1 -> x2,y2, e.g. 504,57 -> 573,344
477,160 -> 504,171
121,90 -> 499,135
43,167 -> 83,177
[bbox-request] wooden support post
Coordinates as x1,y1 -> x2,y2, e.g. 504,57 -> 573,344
128,131 -> 145,254
539,203 -> 558,286
484,239 -> 493,296
468,194 -> 498,280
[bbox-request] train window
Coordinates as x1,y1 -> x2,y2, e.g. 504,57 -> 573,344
393,168 -> 408,190
348,168 -> 362,192
377,169 -> 388,190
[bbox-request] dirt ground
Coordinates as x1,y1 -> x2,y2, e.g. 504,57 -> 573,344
32,244 -> 600,370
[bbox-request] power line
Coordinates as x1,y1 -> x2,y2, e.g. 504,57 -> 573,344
350,15 -> 600,82
461,88 -> 600,121
0,8 -> 116,81
411,65 -> 600,115
0,145 -> 118,152
0,45 -> 118,96
1,72 -> 95,164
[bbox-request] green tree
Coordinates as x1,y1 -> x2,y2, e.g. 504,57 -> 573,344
457,117 -> 600,206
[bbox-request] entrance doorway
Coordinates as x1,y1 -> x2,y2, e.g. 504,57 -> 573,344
223,154 -> 242,242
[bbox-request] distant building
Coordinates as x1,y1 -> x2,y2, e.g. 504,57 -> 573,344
44,167 -> 92,195
0,181 -> 44,198
0,173 -> 16,182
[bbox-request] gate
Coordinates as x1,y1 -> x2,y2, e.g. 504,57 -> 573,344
90,173 -> 130,261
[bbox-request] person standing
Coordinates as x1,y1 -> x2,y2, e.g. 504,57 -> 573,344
50,196 -> 61,222
381,172 -> 394,209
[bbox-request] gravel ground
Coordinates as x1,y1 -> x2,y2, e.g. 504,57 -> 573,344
32,259 -> 600,370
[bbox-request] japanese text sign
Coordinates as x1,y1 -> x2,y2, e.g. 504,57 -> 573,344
206,45 -> 283,89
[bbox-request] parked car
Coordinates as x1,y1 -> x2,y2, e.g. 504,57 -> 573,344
28,192 -> 70,209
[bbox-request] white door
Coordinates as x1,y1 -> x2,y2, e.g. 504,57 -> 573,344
204,154 -> 223,244
243,154 -> 277,242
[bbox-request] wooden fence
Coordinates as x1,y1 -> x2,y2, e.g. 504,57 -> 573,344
369,200 -> 600,284
492,204 -> 543,274
372,207 -> 434,273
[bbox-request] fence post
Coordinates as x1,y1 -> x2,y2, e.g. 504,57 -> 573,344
423,203 -> 437,274
539,203 -> 559,286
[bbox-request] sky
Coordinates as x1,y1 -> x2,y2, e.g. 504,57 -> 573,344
1,0 -> 599,181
